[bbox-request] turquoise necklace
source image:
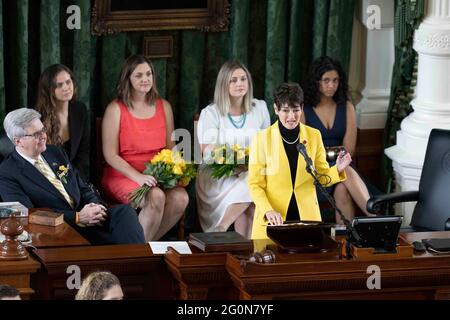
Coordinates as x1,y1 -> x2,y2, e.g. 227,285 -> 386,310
227,112 -> 247,129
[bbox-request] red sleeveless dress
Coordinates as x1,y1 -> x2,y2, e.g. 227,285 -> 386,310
102,99 -> 166,203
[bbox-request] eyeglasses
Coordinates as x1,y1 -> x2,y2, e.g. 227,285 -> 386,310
23,126 -> 47,139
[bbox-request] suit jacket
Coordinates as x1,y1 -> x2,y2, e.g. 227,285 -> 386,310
248,122 -> 346,239
67,100 -> 90,180
0,145 -> 98,225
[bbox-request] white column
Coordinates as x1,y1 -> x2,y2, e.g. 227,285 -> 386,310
356,0 -> 395,129
386,0 -> 450,225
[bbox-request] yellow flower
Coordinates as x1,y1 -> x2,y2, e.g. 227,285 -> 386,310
179,177 -> 190,187
244,147 -> 250,156
236,150 -> 245,160
215,156 -> 225,164
232,144 -> 240,152
173,164 -> 183,175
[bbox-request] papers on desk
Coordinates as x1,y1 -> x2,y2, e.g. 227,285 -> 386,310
148,241 -> 192,254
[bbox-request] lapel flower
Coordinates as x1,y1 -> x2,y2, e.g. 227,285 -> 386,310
54,164 -> 70,184
302,140 -> 307,146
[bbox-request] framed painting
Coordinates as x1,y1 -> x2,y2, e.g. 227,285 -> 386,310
91,0 -> 230,35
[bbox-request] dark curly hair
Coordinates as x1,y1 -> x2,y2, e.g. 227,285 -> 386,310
303,56 -> 349,108
273,82 -> 304,110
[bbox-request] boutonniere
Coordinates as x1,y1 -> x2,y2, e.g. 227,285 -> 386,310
53,163 -> 70,184
302,140 -> 307,146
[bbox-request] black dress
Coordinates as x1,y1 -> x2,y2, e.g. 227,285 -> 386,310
63,100 -> 90,180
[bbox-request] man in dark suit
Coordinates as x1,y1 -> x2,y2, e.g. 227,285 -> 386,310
0,108 -> 144,244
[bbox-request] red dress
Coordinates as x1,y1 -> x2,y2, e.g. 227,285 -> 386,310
102,99 -> 166,203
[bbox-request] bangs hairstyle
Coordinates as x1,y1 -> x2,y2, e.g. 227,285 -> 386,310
36,64 -> 77,145
303,56 -> 349,108
116,54 -> 160,108
273,82 -> 304,110
213,60 -> 254,117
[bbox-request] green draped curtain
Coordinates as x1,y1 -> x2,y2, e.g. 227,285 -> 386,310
0,0 -> 355,230
382,0 -> 425,192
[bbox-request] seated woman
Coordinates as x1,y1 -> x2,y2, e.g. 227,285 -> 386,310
196,60 -> 271,238
248,82 -> 352,239
36,64 -> 90,180
302,56 -> 374,223
102,54 -> 188,241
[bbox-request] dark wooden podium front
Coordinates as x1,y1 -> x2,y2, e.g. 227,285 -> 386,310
166,232 -> 450,300
32,244 -> 175,300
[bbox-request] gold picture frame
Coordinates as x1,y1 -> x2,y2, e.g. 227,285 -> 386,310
91,0 -> 230,35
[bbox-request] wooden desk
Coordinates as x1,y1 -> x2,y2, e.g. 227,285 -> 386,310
166,232 -> 450,300
165,247 -> 239,300
31,244 -> 175,300
0,256 -> 40,299
23,220 -> 90,248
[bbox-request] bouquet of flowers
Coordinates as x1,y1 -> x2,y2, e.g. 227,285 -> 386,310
128,149 -> 197,209
206,144 -> 250,179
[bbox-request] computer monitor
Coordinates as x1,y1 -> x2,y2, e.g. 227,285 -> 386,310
349,215 -> 403,252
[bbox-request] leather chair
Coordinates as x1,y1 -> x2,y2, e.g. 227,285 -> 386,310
367,129 -> 450,231
0,128 -> 14,163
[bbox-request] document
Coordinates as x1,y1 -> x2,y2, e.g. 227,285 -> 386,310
148,241 -> 192,254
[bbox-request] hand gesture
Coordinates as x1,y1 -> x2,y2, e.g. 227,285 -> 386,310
265,211 -> 283,226
336,150 -> 352,173
134,173 -> 157,188
78,203 -> 108,226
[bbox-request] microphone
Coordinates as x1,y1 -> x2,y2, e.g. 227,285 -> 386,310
296,143 -> 316,174
296,141 -> 362,256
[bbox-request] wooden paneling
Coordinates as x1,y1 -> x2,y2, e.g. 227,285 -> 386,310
31,244 -> 175,300
354,128 -> 385,190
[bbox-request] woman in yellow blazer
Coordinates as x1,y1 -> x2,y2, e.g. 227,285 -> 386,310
248,83 -> 352,239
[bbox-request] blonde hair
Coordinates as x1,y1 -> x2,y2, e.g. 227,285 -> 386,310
213,60 -> 254,117
75,271 -> 121,300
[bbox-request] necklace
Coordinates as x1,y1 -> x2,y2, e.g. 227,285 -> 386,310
227,112 -> 247,129
281,136 -> 299,145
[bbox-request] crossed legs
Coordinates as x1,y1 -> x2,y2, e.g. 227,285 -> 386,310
334,166 -> 374,224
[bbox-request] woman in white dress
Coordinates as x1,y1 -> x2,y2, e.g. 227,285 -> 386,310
196,61 -> 271,238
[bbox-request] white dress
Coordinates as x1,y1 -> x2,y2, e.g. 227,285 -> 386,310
196,99 -> 271,232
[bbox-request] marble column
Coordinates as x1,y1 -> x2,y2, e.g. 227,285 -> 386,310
356,0 -> 395,129
385,0 -> 450,225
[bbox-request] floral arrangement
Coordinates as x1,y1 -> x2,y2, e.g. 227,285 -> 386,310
53,163 -> 70,184
128,149 -> 197,209
206,144 -> 249,179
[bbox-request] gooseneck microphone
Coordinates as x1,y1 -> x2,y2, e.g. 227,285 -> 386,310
296,143 -> 316,175
296,142 -> 362,254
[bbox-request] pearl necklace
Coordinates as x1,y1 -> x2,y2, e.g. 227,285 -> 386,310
281,136 -> 300,145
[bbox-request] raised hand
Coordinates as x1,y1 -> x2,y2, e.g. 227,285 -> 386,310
336,150 -> 352,173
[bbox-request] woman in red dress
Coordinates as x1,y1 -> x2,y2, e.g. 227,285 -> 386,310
102,54 -> 188,241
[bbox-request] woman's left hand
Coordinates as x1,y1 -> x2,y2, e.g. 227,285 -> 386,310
336,150 -> 352,173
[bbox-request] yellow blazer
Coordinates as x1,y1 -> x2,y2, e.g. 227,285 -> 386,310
248,122 -> 346,239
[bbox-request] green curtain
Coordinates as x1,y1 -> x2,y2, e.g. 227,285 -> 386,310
382,0 -> 425,192
0,0 -> 356,231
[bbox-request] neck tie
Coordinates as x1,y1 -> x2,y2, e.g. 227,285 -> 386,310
35,158 -> 74,208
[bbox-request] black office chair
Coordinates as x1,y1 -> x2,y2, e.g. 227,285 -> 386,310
0,128 -> 14,163
367,128 -> 450,231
